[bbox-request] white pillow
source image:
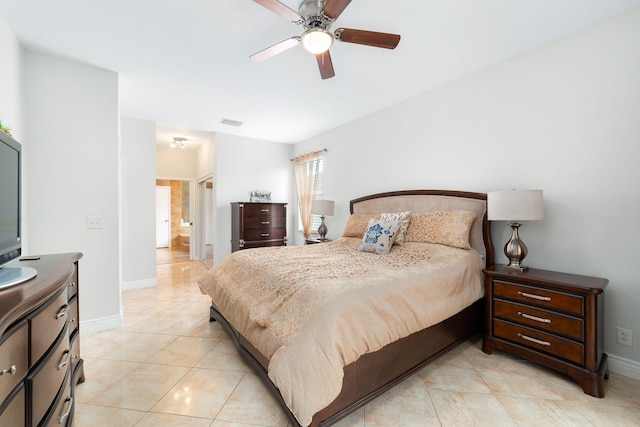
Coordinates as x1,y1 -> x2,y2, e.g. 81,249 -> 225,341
380,211 -> 411,246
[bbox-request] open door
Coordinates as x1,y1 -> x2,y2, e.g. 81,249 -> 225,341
156,186 -> 170,248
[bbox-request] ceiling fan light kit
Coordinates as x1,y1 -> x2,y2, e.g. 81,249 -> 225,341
250,0 -> 401,79
301,28 -> 334,54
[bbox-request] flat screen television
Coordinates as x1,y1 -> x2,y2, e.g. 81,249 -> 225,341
0,130 -> 36,287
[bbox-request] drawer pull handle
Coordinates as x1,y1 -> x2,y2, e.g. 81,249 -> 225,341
68,281 -> 76,288
260,209 -> 270,212
261,221 -> 270,224
0,365 -> 17,375
54,305 -> 69,319
57,350 -> 71,370
517,291 -> 551,302
57,396 -> 73,424
261,233 -> 269,237
518,333 -> 551,346
518,312 -> 551,324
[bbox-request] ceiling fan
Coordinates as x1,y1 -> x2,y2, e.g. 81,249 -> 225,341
250,0 -> 401,79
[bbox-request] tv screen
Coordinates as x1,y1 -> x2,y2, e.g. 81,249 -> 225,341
0,131 -> 21,266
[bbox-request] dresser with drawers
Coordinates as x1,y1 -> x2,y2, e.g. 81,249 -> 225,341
483,265 -> 608,397
0,253 -> 83,426
231,202 -> 287,252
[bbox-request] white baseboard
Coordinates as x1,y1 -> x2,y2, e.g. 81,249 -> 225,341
79,314 -> 122,335
607,353 -> 640,381
122,277 -> 157,291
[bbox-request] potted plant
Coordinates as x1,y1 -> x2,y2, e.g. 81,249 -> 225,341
0,119 -> 12,137
249,190 -> 271,202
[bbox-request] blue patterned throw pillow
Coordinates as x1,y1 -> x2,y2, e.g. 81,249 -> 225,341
359,218 -> 403,255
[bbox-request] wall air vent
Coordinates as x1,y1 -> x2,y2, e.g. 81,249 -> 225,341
220,118 -> 243,127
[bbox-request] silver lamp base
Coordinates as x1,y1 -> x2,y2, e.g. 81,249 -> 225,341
504,222 -> 528,272
317,215 -> 328,241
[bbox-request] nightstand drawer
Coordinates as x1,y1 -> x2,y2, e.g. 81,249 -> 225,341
494,300 -> 583,341
494,280 -> 583,316
494,319 -> 583,365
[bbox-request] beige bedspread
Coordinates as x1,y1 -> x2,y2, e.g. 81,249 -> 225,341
198,237 -> 484,426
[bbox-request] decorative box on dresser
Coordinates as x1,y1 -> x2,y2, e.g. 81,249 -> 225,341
231,202 -> 287,252
483,264 -> 608,397
0,253 -> 84,426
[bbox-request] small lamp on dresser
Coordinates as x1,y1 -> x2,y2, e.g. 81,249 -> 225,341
311,199 -> 335,241
487,189 -> 543,271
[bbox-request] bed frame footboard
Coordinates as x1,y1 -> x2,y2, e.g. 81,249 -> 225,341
210,299 -> 483,427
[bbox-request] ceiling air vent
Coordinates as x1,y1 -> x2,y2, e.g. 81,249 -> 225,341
220,118 -> 243,127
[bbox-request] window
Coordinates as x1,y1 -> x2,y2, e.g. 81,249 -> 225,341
296,155 -> 324,233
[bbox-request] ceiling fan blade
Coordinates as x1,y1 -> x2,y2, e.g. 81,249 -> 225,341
323,0 -> 352,20
252,0 -> 303,22
336,28 -> 401,49
316,51 -> 335,80
250,37 -> 300,62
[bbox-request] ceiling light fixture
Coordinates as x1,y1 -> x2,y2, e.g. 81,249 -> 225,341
301,28 -> 333,54
171,137 -> 187,149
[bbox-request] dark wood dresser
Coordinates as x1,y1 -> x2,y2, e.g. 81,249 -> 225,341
0,253 -> 84,426
483,264 -> 608,397
231,202 -> 287,252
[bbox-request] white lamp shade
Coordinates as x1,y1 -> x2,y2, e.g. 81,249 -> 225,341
301,29 -> 334,54
311,199 -> 335,216
487,190 -> 543,221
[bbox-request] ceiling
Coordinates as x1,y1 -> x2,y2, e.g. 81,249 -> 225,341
2,0 -> 639,145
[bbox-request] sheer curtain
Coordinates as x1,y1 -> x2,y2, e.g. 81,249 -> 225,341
293,151 -> 323,239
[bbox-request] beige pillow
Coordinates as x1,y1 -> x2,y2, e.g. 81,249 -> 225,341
404,211 -> 476,249
358,218 -> 402,255
342,214 -> 376,237
380,211 -> 410,246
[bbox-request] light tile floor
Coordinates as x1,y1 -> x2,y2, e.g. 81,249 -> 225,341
75,261 -> 640,426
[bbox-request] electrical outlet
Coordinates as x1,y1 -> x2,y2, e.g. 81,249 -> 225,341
86,216 -> 103,229
616,327 -> 633,347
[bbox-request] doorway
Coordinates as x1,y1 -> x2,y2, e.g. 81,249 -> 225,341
155,179 -> 193,264
197,175 -> 214,269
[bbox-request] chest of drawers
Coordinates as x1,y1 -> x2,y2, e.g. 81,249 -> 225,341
482,264 -> 608,397
231,202 -> 287,252
0,253 -> 83,426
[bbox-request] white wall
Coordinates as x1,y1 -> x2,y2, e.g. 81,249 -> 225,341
156,145 -> 198,178
196,134 -> 216,181
294,9 -> 640,375
121,116 -> 157,290
0,14 -> 22,140
215,134 -> 292,264
24,50 -> 121,332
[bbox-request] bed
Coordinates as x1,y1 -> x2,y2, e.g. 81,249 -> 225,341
198,190 -> 494,427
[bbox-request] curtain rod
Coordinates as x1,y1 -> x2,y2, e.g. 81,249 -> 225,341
290,148 -> 327,162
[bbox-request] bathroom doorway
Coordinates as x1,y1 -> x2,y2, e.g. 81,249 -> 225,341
155,178 -> 194,264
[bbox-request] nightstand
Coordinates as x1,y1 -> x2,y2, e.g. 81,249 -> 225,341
482,265 -> 609,397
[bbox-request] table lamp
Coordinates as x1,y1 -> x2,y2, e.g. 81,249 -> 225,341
487,189 -> 544,271
311,199 -> 335,241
